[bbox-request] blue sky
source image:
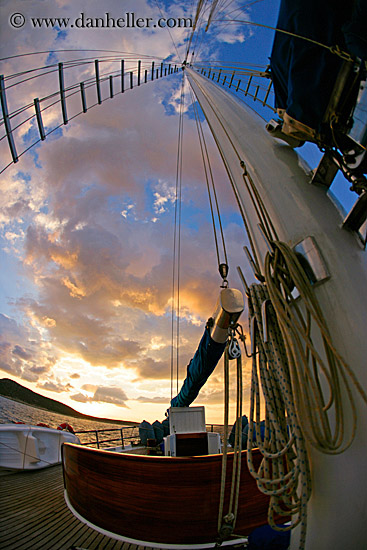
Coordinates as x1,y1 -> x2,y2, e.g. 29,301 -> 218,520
0,0 -> 357,424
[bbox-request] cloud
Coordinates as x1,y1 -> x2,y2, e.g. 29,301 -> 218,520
38,380 -> 73,392
93,386 -> 129,407
131,357 -> 170,380
136,395 -> 169,404
70,392 -> 91,403
70,385 -> 129,406
0,313 -> 57,380
81,383 -> 98,392
0,0 -> 256,419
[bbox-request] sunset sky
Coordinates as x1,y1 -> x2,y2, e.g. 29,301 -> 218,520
0,0 -> 352,425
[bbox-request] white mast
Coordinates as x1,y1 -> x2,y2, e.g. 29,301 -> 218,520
187,67 -> 367,550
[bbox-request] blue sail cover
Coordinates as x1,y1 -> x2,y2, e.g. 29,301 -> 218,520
170,327 -> 226,408
270,0 -> 367,134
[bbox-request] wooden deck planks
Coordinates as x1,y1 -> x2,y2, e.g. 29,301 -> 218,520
0,465 -> 162,550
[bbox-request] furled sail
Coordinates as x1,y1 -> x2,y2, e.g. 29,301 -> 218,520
170,288 -> 244,408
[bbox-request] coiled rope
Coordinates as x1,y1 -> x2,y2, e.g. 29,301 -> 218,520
247,282 -> 311,550
246,239 -> 367,549
264,240 -> 367,454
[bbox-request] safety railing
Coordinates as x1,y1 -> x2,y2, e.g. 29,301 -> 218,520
74,426 -> 139,449
74,423 -> 223,449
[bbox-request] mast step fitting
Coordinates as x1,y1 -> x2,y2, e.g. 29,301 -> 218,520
210,288 -> 244,343
266,119 -> 305,148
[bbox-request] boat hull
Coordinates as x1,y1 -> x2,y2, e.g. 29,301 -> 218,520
62,443 -> 282,547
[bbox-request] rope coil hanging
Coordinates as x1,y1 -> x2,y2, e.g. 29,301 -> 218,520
245,240 -> 367,550
246,282 -> 311,550
263,240 -> 367,454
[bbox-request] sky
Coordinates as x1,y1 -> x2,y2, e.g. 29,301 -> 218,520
0,0 -> 354,425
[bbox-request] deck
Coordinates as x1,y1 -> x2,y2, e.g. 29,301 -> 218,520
0,465 -> 162,550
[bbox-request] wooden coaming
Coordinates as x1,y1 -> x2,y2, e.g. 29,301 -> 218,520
62,443 -> 278,545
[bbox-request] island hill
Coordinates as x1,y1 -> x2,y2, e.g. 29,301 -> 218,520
0,378 -> 138,426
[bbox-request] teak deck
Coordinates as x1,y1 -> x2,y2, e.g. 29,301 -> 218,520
0,465 -> 163,550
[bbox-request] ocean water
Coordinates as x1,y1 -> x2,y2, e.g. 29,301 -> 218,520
0,396 -> 226,447
0,395 -> 139,446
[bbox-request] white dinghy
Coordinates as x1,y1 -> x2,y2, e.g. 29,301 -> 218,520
0,423 -> 80,471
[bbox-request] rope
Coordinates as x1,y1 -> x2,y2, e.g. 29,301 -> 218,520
245,241 -> 367,550
231,352 -> 243,521
264,240 -> 367,454
217,347 -> 230,533
246,282 -> 311,550
217,338 -> 243,545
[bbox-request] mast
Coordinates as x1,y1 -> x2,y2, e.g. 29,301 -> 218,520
186,67 -> 367,550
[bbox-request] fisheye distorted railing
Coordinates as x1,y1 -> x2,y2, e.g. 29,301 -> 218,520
193,64 -> 276,114
0,57 -> 180,174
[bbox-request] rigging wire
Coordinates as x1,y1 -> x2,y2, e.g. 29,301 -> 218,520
0,49 -> 167,63
211,19 -> 355,61
153,0 -> 183,63
189,87 -> 228,272
189,0 -> 263,63
208,0 -> 264,37
184,0 -> 210,63
186,68 -> 277,272
170,72 -> 186,399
